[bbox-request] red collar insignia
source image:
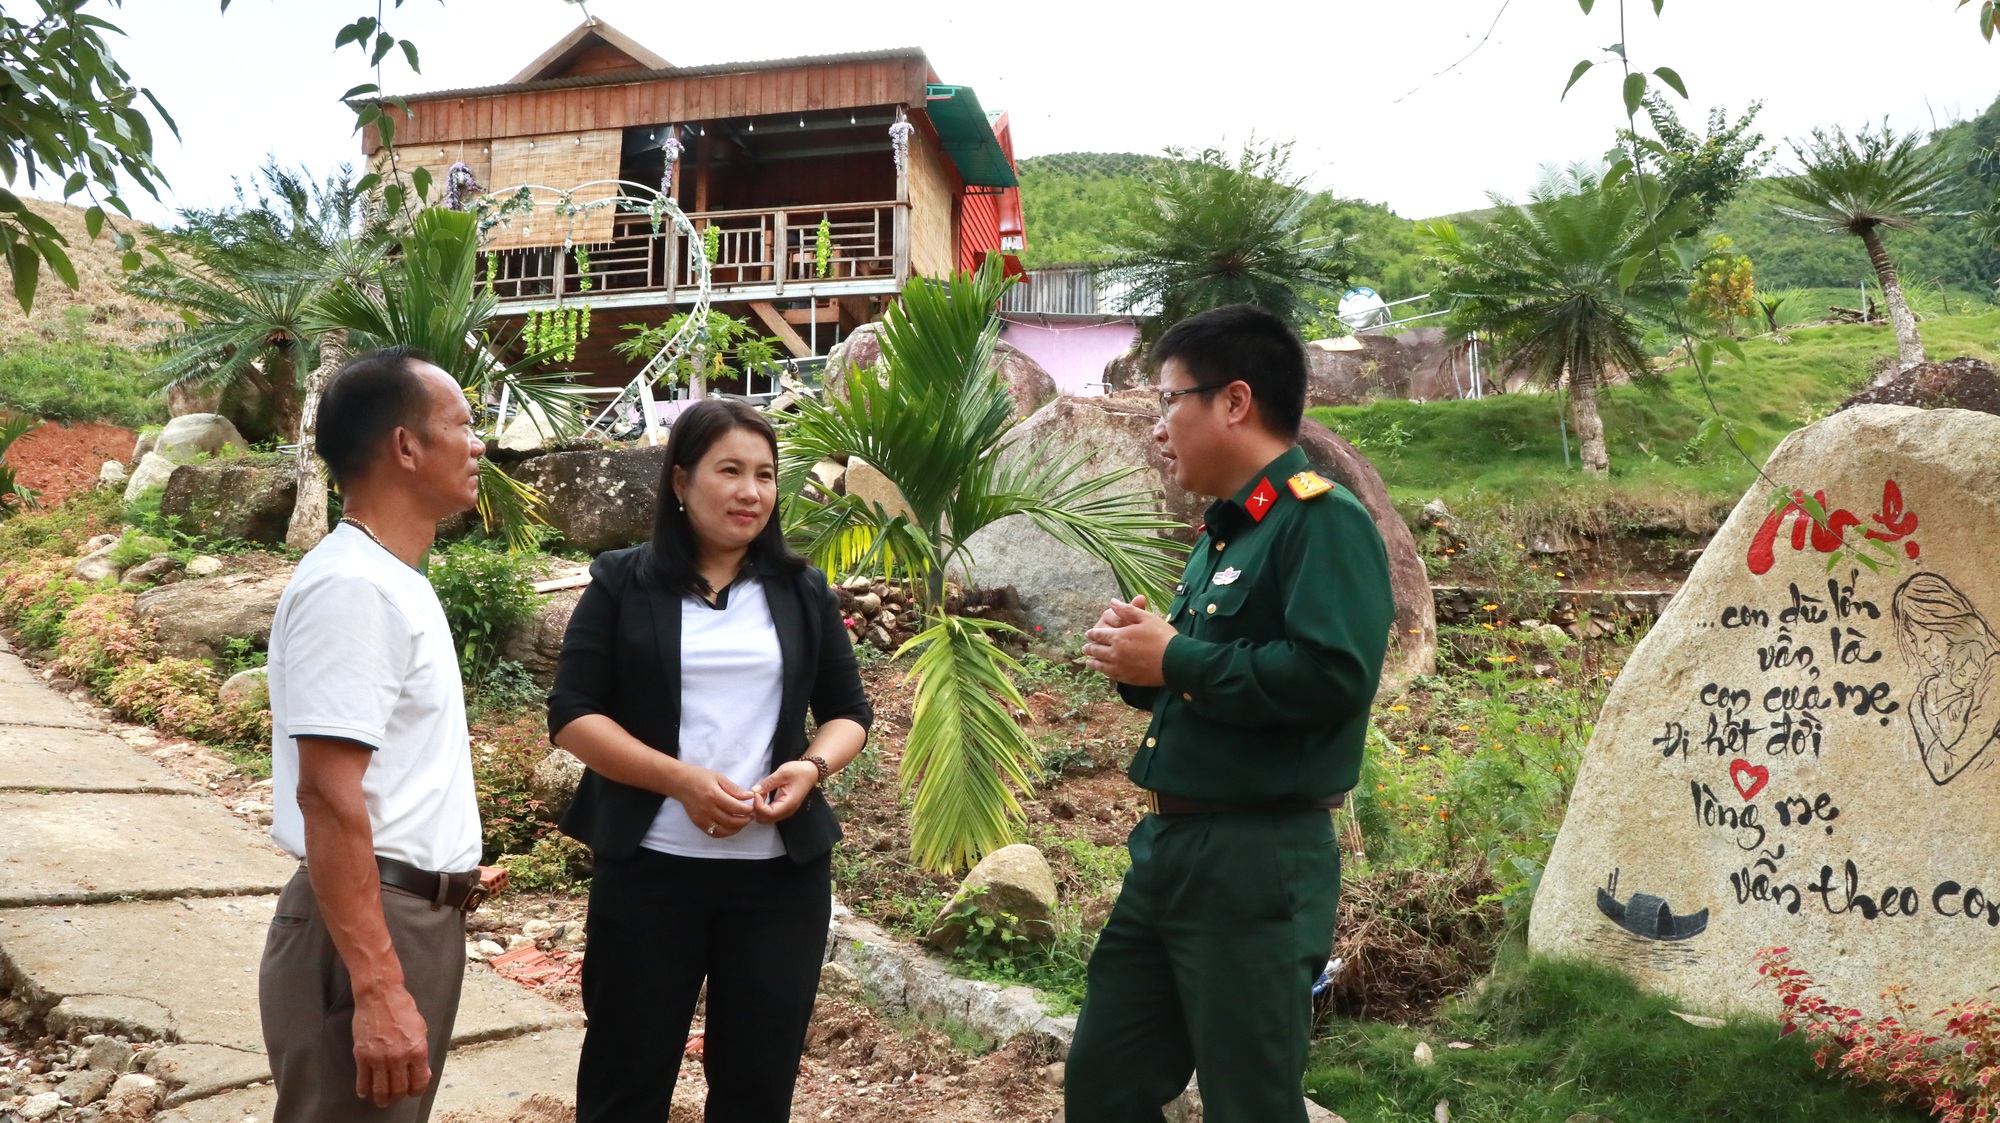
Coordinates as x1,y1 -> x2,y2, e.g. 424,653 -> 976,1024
1245,477 -> 1278,522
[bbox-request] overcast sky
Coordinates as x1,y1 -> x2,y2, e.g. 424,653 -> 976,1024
29,0 -> 2000,226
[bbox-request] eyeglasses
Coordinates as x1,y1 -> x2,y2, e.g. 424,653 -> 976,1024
1156,383 -> 1230,412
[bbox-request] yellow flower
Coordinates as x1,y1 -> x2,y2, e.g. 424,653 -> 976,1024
1377,784 -> 1386,790
1504,655 -> 1519,663
1456,724 -> 1469,731
1556,571 -> 1566,577
1389,704 -> 1408,712
1422,794 -> 1435,801
1418,744 -> 1432,752
1481,623 -> 1496,630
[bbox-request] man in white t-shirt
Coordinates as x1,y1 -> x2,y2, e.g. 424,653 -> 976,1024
259,346 -> 503,1123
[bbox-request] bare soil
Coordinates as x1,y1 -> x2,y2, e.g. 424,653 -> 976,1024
8,422 -> 134,507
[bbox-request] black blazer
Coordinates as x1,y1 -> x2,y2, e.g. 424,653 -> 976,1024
546,546 -> 873,864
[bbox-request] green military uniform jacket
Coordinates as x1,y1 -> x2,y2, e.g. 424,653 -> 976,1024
1121,445 -> 1395,804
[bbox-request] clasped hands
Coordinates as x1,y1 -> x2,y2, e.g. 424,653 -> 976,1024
676,758 -> 819,839
1081,594 -> 1176,687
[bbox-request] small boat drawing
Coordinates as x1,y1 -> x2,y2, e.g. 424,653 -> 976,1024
1597,870 -> 1709,941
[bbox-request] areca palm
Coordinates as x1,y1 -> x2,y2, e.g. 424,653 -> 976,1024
1774,124 -> 1959,371
1423,166 -> 1687,475
782,263 -> 1185,871
1107,140 -> 1352,336
314,206 -> 571,549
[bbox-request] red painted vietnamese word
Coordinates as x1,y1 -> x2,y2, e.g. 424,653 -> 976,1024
1747,480 -> 1920,575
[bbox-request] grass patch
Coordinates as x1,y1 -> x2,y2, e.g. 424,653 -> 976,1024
0,340 -> 160,427
1307,952 -> 1926,1123
1311,309 -> 2000,533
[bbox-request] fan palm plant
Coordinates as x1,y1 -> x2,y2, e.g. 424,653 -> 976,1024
128,164 -> 391,443
1422,165 -> 1689,475
781,263 -> 1185,870
314,206 -> 571,549
1773,124 -> 1960,371
1107,139 -> 1353,339
0,413 -> 40,519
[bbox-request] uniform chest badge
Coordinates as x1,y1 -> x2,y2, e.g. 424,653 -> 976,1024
1287,471 -> 1333,501
1212,567 -> 1242,586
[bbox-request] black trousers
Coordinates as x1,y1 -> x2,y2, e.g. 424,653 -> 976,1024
576,848 -> 831,1123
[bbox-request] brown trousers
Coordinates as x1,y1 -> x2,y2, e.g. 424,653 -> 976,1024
259,865 -> 468,1123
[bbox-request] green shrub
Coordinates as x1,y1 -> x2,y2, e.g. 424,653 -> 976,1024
428,541 -> 539,680
0,488 -> 123,558
106,531 -> 172,570
0,341 -> 160,428
105,656 -> 223,738
472,714 -> 555,862
496,832 -> 592,893
54,590 -> 157,688
14,578 -> 89,652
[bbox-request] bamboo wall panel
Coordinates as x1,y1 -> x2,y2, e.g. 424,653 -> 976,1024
484,128 -> 622,249
369,57 -> 930,149
905,122 -> 960,279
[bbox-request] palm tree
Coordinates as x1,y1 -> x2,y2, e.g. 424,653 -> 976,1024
1107,139 -> 1352,339
781,263 -> 1186,871
1422,165 -> 1687,475
1774,124 -> 1959,371
128,164 -> 392,444
314,205 -> 571,549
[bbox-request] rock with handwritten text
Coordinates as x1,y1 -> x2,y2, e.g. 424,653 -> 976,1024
1531,405 -> 2000,1022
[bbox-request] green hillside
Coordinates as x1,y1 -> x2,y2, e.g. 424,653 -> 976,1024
1310,308 -> 2000,532
1018,90 -> 2000,309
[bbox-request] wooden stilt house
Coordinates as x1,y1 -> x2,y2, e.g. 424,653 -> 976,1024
363,19 -> 1025,399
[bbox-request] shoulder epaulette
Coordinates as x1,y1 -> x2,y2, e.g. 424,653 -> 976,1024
1286,471 -> 1334,501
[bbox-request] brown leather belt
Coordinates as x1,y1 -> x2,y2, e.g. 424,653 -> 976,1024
1142,790 -> 1346,816
376,856 -> 487,912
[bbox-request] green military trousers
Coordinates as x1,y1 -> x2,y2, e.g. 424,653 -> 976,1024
1065,809 -> 1341,1123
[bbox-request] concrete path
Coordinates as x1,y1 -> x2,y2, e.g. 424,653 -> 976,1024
0,639 -> 582,1115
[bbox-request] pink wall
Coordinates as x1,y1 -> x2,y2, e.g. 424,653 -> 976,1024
999,318 -> 1140,396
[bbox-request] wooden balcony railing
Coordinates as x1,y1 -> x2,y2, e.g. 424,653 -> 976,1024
489,201 -> 907,304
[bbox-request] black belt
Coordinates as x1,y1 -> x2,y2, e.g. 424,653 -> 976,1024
1142,791 -> 1346,816
376,856 -> 487,911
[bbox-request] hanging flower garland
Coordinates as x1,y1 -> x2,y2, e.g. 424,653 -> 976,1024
661,135 -> 682,197
815,216 -> 833,279
888,121 -> 913,174
443,162 -> 483,211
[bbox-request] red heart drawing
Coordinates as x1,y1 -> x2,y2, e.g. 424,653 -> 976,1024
1729,760 -> 1769,801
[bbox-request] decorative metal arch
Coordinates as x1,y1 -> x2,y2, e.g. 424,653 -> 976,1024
475,178 -> 712,445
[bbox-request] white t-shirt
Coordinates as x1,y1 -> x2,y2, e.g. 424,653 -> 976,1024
267,523 -> 482,874
640,576 -> 787,859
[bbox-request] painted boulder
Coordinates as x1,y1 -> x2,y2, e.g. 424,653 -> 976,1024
1531,404 -> 2000,1022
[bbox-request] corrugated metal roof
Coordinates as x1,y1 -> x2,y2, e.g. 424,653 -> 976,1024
383,47 -> 932,104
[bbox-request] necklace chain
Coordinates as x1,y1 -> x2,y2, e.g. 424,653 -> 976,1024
339,517 -> 418,570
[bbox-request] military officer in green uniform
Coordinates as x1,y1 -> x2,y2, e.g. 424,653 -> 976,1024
1069,304 -> 1394,1123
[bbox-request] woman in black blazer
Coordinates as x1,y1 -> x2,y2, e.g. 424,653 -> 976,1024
546,398 -> 871,1123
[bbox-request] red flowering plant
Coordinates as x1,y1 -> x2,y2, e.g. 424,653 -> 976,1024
1757,946 -> 2000,1122
54,591 -> 158,688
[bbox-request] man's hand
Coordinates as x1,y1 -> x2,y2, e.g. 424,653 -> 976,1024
351,982 -> 432,1107
749,760 -> 819,824
1082,595 -> 1177,687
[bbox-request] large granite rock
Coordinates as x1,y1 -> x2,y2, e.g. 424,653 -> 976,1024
823,325 -> 1054,422
821,322 -> 885,401
134,569 -> 293,662
501,587 -> 583,685
927,843 -> 1059,953
122,451 -> 179,503
992,340 -> 1059,421
160,460 -> 297,546
154,413 -> 245,461
509,445 -> 667,553
844,458 -> 915,522
958,395 -> 1435,690
1305,329 -> 1487,406
1531,405 -> 2000,1023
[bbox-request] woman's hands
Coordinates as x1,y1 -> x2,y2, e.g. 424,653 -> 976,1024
749,760 -> 822,824
669,765 -> 758,838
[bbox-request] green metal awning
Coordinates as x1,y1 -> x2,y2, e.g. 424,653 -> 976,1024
924,84 -> 1017,189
